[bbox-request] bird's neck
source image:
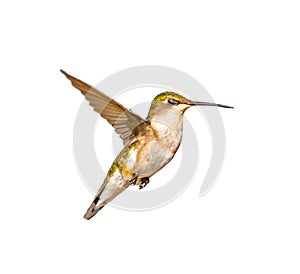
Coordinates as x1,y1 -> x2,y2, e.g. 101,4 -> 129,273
147,106 -> 184,141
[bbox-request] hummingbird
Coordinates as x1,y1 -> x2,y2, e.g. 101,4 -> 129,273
61,70 -> 233,220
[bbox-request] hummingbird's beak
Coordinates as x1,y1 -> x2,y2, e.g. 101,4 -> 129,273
190,101 -> 234,109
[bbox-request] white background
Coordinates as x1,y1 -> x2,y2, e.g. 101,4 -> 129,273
1,0 -> 299,273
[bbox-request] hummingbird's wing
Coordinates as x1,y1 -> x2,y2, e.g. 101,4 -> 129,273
61,70 -> 146,145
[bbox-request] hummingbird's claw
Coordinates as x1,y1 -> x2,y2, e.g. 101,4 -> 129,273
139,177 -> 150,189
130,174 -> 138,186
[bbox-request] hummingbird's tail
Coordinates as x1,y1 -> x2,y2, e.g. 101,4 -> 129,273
83,196 -> 106,220
83,173 -> 133,220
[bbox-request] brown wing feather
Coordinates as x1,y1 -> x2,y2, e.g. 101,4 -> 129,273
61,70 -> 146,145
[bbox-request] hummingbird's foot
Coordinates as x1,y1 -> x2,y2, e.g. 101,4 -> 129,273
130,174 -> 138,186
139,177 -> 150,189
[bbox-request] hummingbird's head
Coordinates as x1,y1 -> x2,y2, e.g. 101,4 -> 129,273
148,92 -> 233,119
151,92 -> 193,111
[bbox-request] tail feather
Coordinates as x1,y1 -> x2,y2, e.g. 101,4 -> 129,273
83,176 -> 133,220
83,197 -> 106,220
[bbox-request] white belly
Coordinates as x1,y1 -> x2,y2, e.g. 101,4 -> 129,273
137,122 -> 182,177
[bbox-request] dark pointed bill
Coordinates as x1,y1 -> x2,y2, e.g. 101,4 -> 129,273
190,101 -> 234,109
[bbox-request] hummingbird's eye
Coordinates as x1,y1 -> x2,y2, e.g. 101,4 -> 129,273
168,98 -> 180,105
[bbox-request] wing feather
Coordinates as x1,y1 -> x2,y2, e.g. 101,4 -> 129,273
61,70 -> 146,145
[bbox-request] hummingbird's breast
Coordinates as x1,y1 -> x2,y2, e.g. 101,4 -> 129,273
112,115 -> 183,180
133,120 -> 183,177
